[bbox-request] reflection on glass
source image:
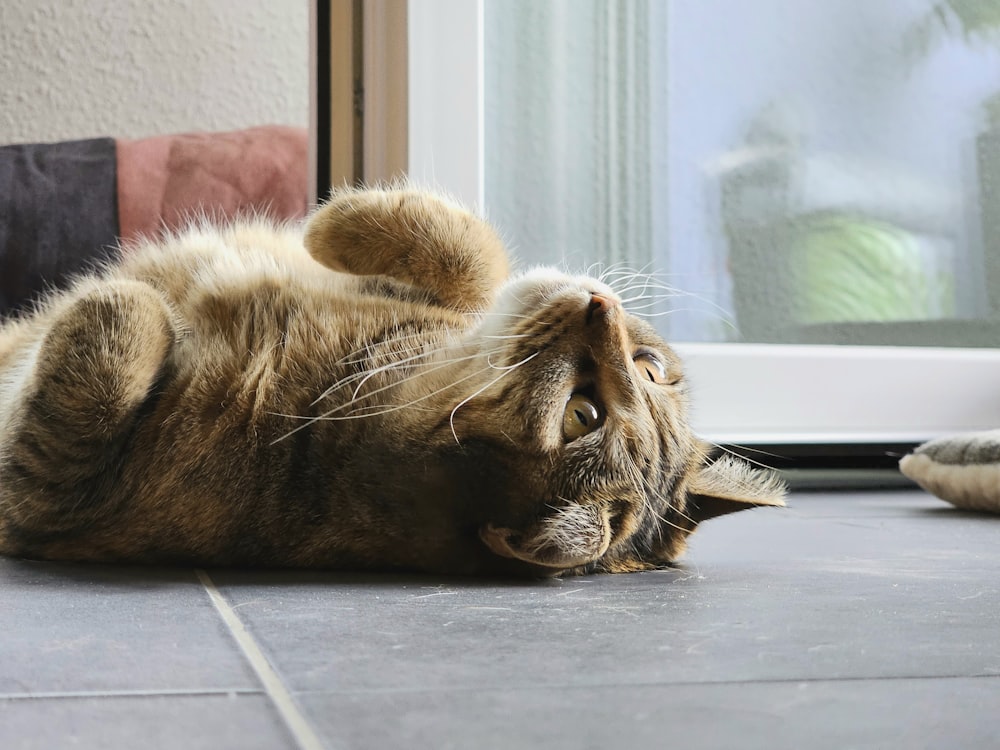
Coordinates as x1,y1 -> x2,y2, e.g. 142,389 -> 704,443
484,0 -> 1000,347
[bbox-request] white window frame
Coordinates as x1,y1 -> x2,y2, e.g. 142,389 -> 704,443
406,0 -> 485,208
358,0 -> 1000,446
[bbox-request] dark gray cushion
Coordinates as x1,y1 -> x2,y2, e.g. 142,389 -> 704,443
0,138 -> 120,316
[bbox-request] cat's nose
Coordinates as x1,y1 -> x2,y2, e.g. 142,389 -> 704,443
586,292 -> 618,323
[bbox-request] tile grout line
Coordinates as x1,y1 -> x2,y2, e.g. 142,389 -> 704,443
0,688 -> 261,701
195,569 -> 327,750
287,671 -> 1000,697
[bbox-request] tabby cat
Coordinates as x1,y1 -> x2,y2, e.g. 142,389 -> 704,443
0,187 -> 784,576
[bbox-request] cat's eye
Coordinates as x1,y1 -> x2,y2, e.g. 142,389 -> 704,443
634,352 -> 669,384
563,393 -> 602,441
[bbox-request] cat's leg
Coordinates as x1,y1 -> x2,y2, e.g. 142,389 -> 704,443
304,187 -> 510,312
0,279 -> 178,547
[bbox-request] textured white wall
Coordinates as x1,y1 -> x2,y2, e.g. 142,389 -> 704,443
0,0 -> 308,144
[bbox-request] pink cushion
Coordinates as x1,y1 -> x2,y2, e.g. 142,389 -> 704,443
116,125 -> 309,246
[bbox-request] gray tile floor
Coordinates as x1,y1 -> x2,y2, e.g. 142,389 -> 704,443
2,489 -> 999,749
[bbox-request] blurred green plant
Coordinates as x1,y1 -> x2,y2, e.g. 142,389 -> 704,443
906,0 -> 1000,60
792,214 -> 954,324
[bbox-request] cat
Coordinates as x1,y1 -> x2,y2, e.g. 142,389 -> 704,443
0,186 -> 785,577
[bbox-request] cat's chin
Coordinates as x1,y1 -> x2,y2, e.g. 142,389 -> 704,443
478,515 -> 612,571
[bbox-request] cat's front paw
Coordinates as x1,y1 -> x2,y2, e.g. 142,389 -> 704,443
32,280 -> 177,439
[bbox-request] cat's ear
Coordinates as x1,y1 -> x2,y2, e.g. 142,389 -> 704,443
686,453 -> 786,523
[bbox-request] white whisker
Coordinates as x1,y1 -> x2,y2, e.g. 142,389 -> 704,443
272,342 -> 512,443
329,329 -> 432,368
312,344 -> 437,406
709,441 -> 784,473
329,346 -> 506,414
622,449 -> 698,533
618,295 -> 658,307
449,351 -> 539,444
481,332 -> 533,340
312,341 -> 506,407
311,368 -> 489,424
464,311 -> 534,319
598,262 -> 655,284
270,361 -> 494,443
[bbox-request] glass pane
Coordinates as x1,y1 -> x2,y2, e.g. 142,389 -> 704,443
484,0 -> 1000,347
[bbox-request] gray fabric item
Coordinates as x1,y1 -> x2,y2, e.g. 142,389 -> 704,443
0,137 -> 120,316
914,429 -> 1000,465
900,428 -> 1000,513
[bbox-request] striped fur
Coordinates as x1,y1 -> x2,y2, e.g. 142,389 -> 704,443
0,186 -> 784,576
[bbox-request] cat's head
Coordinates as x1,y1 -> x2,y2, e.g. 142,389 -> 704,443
434,268 -> 785,575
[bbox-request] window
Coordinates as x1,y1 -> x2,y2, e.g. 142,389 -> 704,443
316,0 -> 1000,450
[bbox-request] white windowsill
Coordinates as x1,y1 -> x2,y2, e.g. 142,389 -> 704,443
675,342 -> 1000,445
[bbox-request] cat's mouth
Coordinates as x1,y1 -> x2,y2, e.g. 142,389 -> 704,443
479,504 -> 613,569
